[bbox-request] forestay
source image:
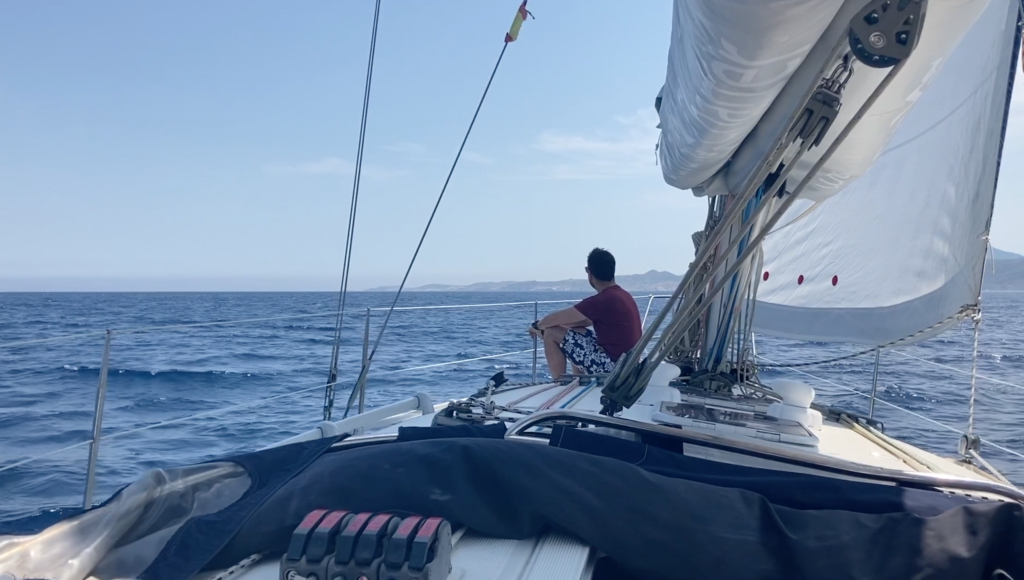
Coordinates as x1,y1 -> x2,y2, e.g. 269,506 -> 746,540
753,0 -> 1021,345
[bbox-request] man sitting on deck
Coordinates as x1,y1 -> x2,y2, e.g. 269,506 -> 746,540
528,248 -> 642,379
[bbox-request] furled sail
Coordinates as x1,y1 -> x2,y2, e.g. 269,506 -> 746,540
752,0 -> 1022,345
659,0 -> 1005,202
657,0 -> 846,191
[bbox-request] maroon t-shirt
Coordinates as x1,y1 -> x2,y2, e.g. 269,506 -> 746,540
574,285 -> 642,361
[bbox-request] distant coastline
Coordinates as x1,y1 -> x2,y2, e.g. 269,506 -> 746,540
368,248 -> 1024,293
4,249 -> 1023,293
364,269 -> 683,293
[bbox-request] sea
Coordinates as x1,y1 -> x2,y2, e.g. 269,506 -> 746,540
1,291 -> 1024,523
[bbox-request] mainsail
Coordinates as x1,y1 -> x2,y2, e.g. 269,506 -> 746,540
753,0 -> 1022,345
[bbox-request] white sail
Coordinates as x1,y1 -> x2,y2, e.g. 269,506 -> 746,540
657,0 -> 846,191
752,0 -> 1021,345
658,0 -> 1000,202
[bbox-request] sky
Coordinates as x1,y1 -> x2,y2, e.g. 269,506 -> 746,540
1,1 -> 1022,291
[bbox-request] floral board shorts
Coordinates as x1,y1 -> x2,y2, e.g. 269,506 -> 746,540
558,328 -> 615,374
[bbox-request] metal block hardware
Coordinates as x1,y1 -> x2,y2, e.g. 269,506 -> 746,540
281,510 -> 354,580
848,0 -> 926,68
281,511 -> 452,580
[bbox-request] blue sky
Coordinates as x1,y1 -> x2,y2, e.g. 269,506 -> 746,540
1,1 -> 1022,291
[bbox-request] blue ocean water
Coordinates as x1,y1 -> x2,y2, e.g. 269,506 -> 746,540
1,291 -> 1023,522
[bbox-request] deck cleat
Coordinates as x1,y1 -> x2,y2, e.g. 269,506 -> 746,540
327,512 -> 400,580
380,516 -> 452,580
382,516 -> 424,571
281,509 -> 354,580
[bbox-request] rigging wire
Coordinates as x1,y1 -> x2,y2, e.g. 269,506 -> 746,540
0,298 -> 611,350
340,37 -> 520,419
323,0 -> 383,421
891,350 -> 1024,392
759,346 -> 877,368
758,307 -> 975,370
967,312 -> 982,436
0,347 -> 537,474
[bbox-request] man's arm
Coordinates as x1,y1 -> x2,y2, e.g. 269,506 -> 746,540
537,306 -> 591,330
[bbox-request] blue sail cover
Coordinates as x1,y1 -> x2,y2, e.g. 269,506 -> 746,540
4,429 -> 1020,580
163,435 -> 1024,580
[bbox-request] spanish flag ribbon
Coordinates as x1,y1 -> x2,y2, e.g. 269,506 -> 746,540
505,1 -> 533,43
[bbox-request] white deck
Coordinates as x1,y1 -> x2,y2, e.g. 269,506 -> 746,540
205,375 -> 1016,580
361,378 -> 1002,489
213,530 -> 595,580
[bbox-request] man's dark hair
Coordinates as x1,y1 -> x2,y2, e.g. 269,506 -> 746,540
587,248 -> 616,282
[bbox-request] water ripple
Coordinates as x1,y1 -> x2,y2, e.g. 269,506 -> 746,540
0,291 -> 1021,521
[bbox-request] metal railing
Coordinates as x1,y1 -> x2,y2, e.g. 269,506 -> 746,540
757,354 -> 1024,463
507,409 -> 1024,502
0,294 -> 673,508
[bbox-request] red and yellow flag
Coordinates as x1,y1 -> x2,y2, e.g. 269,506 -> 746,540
505,1 -> 531,43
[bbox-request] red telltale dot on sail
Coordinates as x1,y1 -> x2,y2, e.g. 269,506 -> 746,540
797,275 -> 804,285
832,275 -> 838,286
763,271 -> 769,281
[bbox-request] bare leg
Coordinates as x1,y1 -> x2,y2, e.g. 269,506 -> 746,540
542,326 -> 569,380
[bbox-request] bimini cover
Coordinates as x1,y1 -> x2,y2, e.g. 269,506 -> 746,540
753,0 -> 1021,345
2,433 -> 1023,580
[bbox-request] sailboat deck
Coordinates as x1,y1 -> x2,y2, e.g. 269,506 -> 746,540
369,379 -> 997,487
202,529 -> 596,580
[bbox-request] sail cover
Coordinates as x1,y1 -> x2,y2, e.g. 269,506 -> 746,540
4,434 -> 1022,580
752,0 -> 1022,345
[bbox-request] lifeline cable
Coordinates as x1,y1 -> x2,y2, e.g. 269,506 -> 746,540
757,306 -> 975,369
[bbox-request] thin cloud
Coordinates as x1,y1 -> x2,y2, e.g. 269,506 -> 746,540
262,157 -> 404,180
528,109 -> 661,179
462,151 -> 491,164
384,141 -> 427,154
383,141 -> 451,164
263,157 -> 354,175
384,142 -> 490,165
